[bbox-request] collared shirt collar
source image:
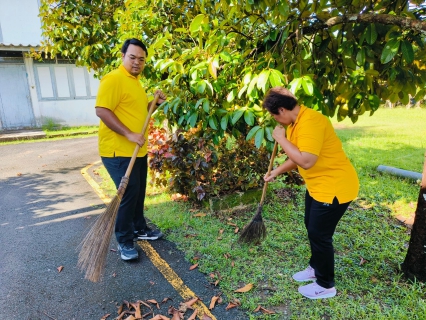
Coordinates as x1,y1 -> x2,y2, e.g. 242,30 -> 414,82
290,104 -> 307,129
119,64 -> 141,80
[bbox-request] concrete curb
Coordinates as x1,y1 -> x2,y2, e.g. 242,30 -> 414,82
0,129 -> 98,142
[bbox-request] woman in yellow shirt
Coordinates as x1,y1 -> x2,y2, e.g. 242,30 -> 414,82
263,87 -> 359,299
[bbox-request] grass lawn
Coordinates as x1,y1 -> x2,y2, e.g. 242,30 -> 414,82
43,125 -> 98,137
98,107 -> 426,319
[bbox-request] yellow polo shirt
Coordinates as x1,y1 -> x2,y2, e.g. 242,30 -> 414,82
287,106 -> 359,204
96,65 -> 148,157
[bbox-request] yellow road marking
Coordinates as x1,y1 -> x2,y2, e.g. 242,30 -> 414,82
81,162 -> 216,320
81,161 -> 111,204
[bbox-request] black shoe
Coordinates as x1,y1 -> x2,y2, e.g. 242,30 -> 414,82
134,227 -> 163,240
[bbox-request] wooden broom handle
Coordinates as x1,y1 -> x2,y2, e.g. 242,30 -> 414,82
259,141 -> 278,205
124,94 -> 160,178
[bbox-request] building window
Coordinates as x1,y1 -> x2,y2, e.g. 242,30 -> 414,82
33,62 -> 99,100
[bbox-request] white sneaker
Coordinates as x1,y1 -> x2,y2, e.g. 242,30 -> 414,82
292,265 -> 316,282
298,282 -> 336,299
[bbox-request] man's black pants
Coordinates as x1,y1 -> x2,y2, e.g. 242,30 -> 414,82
102,156 -> 148,246
304,191 -> 351,288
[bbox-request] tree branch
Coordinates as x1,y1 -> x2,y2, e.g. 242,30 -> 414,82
297,13 -> 426,38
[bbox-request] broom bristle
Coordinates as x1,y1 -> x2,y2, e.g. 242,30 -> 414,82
238,204 -> 266,244
77,195 -> 121,282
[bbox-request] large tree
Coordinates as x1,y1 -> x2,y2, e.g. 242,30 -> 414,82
39,0 -> 426,279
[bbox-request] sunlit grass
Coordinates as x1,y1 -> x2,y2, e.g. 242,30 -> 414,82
44,125 -> 98,137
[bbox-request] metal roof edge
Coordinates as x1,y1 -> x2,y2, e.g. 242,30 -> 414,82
0,43 -> 41,51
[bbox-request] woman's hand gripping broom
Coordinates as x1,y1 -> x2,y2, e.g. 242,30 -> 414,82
77,94 -> 160,282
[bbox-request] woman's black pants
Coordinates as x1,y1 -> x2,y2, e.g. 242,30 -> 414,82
304,191 -> 351,288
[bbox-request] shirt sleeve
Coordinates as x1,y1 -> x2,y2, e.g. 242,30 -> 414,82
95,73 -> 121,111
295,115 -> 325,156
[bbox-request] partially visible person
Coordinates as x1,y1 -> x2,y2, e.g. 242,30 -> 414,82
95,38 -> 167,261
262,87 -> 359,299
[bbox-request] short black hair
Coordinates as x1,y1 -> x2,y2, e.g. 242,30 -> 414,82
263,87 -> 298,114
121,38 -> 148,56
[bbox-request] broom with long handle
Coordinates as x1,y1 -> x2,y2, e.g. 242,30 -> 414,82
77,94 -> 160,282
239,141 -> 278,244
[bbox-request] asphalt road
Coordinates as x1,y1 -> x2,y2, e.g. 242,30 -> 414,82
0,137 -> 248,320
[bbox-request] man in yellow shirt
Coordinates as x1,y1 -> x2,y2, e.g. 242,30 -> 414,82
95,38 -> 166,261
263,87 -> 359,299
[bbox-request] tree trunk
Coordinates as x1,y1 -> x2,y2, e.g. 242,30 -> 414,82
401,151 -> 426,281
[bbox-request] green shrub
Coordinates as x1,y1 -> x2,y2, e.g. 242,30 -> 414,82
148,126 -> 272,201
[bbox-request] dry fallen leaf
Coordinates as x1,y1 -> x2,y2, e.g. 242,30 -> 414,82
150,315 -> 171,320
235,283 -> 253,293
184,297 -> 199,308
116,311 -> 128,320
253,305 -> 261,312
171,193 -> 188,202
168,306 -> 184,320
227,222 -> 237,227
214,280 -> 219,286
100,314 -> 110,319
234,227 -> 239,234
17,173 -> 22,176
110,248 -> 117,252
130,302 -> 142,318
189,263 -> 199,271
187,309 -> 198,320
226,303 -> 238,310
193,213 -> 207,217
57,266 -> 64,273
202,315 -> 213,320
124,315 -> 137,320
147,299 -> 160,309
161,297 -> 173,304
359,256 -> 368,266
260,306 -> 275,314
209,296 -> 219,310
137,300 -> 153,310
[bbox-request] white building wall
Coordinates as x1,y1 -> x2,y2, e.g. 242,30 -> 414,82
38,99 -> 99,127
0,0 -> 42,44
0,0 -> 101,129
33,64 -> 100,127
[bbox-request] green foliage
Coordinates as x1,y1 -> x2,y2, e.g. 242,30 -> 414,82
148,126 -> 271,201
38,0 -> 426,201
41,117 -> 62,131
39,0 -> 426,143
38,0 -> 124,75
